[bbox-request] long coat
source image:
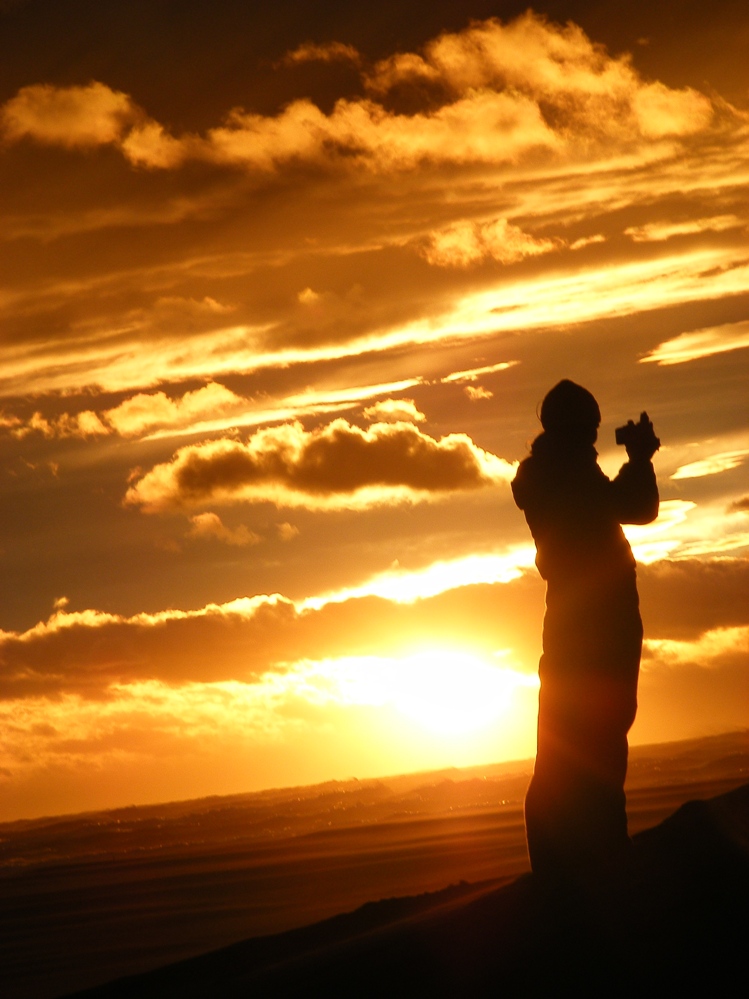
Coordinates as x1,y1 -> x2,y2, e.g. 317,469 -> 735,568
512,432 -> 658,877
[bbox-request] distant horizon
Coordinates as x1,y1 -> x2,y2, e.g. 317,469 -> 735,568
4,727 -> 745,827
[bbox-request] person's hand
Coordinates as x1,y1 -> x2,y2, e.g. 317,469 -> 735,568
618,412 -> 660,460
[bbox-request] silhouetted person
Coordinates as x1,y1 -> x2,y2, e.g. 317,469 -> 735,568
512,380 -> 659,883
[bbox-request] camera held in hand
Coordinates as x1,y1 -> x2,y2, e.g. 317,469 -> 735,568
615,422 -> 639,448
615,411 -> 660,459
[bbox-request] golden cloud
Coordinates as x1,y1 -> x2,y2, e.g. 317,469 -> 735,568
104,382 -> 244,437
441,361 -> 517,384
187,512 -> 261,547
465,386 -> 493,401
125,418 -> 515,512
119,120 -> 195,169
361,398 -> 426,423
302,548 -> 537,608
365,14 -> 712,141
640,320 -> 749,365
0,81 -> 136,147
419,219 -> 560,268
671,449 -> 748,480
0,15 -> 717,175
204,89 -> 558,173
643,625 -> 749,669
5,383 -> 245,441
11,409 -> 109,440
276,521 -> 300,541
625,215 -> 740,242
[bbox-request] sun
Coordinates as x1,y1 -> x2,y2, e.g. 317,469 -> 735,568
385,648 -> 537,736
291,648 -> 539,748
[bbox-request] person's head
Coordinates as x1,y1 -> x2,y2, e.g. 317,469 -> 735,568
539,380 -> 600,444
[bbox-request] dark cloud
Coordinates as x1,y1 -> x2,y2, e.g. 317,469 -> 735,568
125,418 -> 515,511
4,555 -> 746,703
639,558 -> 749,640
0,573 -> 545,700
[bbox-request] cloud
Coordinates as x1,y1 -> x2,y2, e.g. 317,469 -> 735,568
569,234 -> 606,250
362,398 -> 426,423
625,215 -> 740,242
187,512 -> 261,546
11,409 -> 109,440
728,496 -> 749,513
281,41 -> 361,66
119,120 -> 194,169
104,382 -> 245,437
276,522 -> 299,541
204,89 -> 559,173
0,552 -> 744,707
303,548 -> 537,608
2,549 -> 744,708
620,497 -> 749,563
419,249 -> 749,355
671,449 -> 748,480
5,382 -> 245,441
643,625 -> 749,670
125,418 -> 514,513
0,565 -> 544,702
0,678 -> 293,781
0,16 -> 743,408
638,558 -> 749,640
640,320 -> 749,365
140,379 -> 427,442
0,595 -> 292,699
441,361 -> 517,384
0,80 -> 189,170
202,13 -> 717,175
0,412 -> 22,430
364,14 -> 713,141
0,15 -> 718,177
465,386 -> 493,401
0,82 -> 137,147
419,219 -> 560,268
7,378 -> 431,450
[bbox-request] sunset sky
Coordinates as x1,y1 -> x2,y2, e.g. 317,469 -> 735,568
0,0 -> 747,821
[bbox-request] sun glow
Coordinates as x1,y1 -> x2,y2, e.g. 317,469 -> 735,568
386,648 -> 538,735
295,648 -> 539,736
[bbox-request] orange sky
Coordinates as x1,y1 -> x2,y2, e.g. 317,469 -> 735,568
0,0 -> 747,821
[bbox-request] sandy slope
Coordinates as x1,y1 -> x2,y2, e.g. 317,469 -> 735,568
1,732 -> 746,999
68,781 -> 749,997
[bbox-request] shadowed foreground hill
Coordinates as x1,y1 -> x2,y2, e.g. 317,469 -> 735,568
71,782 -> 749,997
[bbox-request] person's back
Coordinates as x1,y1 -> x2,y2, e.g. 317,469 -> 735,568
512,381 -> 659,882
512,429 -> 656,586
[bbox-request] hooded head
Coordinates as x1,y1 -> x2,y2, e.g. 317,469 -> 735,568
539,380 -> 600,444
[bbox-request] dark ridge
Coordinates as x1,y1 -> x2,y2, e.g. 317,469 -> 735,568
65,782 -> 749,997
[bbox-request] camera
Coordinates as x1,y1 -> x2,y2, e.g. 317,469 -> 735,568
615,422 -> 639,448
615,413 -> 660,457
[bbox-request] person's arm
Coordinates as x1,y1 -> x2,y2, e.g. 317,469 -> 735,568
610,412 -> 659,524
611,458 -> 659,524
